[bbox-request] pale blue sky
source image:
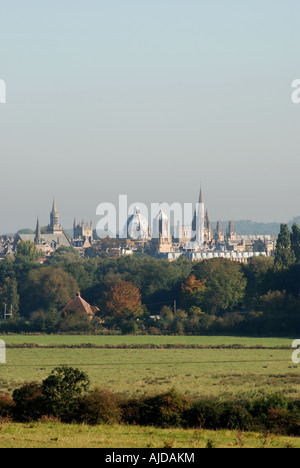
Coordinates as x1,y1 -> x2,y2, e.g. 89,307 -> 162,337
0,0 -> 299,233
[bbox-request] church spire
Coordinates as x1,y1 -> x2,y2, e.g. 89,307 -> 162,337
199,185 -> 203,204
52,198 -> 57,213
35,216 -> 41,244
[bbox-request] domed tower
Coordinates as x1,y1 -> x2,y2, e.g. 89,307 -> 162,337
125,206 -> 151,241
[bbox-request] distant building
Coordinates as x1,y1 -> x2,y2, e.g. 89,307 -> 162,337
73,219 -> 93,247
0,235 -> 15,259
60,292 -> 100,319
124,205 -> 151,241
152,210 -> 173,254
15,199 -> 72,255
48,199 -> 63,234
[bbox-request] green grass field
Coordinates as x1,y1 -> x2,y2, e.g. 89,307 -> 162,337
0,335 -> 298,399
0,422 -> 299,448
1,334 -> 299,449
0,334 -> 294,347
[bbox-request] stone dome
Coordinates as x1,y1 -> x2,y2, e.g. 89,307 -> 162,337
125,206 -> 151,240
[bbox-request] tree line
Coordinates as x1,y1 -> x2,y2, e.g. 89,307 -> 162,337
0,222 -> 299,336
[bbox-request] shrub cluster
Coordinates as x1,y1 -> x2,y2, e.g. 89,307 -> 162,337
2,366 -> 300,436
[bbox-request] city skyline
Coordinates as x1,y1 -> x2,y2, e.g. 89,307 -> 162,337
1,191 -> 299,237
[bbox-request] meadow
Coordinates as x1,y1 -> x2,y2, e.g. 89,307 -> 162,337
0,422 -> 299,448
0,335 -> 298,400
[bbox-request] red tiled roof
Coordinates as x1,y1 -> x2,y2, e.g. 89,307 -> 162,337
60,293 -> 99,317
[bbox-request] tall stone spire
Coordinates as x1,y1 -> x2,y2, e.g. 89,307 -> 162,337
34,216 -> 42,244
49,198 -> 62,234
52,198 -> 57,214
199,185 -> 203,204
191,184 -> 205,247
196,185 -> 205,247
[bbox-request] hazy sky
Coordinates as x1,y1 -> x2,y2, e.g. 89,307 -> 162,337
0,0 -> 299,233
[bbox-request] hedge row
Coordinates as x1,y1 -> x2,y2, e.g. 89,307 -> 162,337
4,343 -> 290,350
1,386 -> 300,436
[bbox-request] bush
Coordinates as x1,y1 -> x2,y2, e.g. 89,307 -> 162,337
266,407 -> 292,434
76,388 -> 122,425
123,389 -> 191,428
120,320 -> 138,335
187,399 -> 223,429
187,399 -> 254,431
248,393 -> 288,427
12,382 -> 43,422
219,402 -> 254,431
0,395 -> 15,418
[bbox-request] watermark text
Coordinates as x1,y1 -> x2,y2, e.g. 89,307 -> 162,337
0,79 -> 6,104
0,340 -> 6,364
291,79 -> 300,104
291,340 -> 300,364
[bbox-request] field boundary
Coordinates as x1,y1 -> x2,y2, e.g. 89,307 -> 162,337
4,343 -> 292,350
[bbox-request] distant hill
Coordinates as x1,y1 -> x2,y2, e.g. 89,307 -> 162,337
212,216 -> 300,236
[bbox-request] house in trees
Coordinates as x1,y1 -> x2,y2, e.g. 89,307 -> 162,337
60,292 -> 100,320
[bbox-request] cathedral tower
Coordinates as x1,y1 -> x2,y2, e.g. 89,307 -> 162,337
48,199 -> 63,234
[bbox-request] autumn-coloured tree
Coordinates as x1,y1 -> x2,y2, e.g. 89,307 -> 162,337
103,281 -> 143,322
181,274 -> 206,311
181,274 -> 206,295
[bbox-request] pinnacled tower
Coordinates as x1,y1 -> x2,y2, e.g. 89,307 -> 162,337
73,218 -> 93,245
204,210 -> 213,243
48,199 -> 63,234
152,210 -> 173,253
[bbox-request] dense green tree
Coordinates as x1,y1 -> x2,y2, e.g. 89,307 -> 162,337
160,305 -> 174,320
41,365 -> 90,421
193,258 -> 247,314
0,277 -> 20,316
83,256 -> 192,314
291,223 -> 300,263
0,255 -> 15,280
15,241 -> 40,263
28,308 -> 61,333
274,224 -> 296,268
243,256 -> 274,309
20,267 -> 78,317
46,246 -> 82,265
